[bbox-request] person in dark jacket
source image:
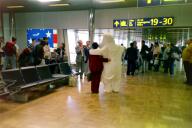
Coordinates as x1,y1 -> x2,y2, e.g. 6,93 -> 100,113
140,40 -> 149,73
56,43 -> 65,62
125,42 -> 138,76
32,40 -> 45,65
89,42 -> 109,93
18,48 -> 33,67
167,43 -> 179,76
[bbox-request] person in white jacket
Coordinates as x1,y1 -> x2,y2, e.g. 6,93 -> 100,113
90,34 -> 124,93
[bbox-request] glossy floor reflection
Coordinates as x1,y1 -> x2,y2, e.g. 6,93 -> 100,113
0,70 -> 192,128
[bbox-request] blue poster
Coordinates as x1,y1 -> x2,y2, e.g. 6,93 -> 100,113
27,28 -> 54,48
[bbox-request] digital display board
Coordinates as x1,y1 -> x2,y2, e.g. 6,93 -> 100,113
113,17 -> 174,29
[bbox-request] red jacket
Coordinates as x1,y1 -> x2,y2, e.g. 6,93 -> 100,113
89,55 -> 108,73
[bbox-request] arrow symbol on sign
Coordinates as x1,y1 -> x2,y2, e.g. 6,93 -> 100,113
114,20 -> 120,27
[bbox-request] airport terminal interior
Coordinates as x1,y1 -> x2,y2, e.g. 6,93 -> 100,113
0,0 -> 192,128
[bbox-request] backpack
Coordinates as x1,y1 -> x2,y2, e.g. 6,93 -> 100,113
3,42 -> 16,56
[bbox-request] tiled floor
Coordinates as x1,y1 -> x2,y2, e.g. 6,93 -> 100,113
0,69 -> 192,128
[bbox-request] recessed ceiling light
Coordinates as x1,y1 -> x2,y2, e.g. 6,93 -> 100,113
95,0 -> 125,3
48,3 -> 70,7
7,6 -> 24,9
38,0 -> 61,3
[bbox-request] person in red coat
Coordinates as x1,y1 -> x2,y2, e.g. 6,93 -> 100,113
89,43 -> 109,93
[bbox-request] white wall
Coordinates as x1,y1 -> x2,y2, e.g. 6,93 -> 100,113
3,13 -> 10,44
14,11 -> 89,48
95,5 -> 192,28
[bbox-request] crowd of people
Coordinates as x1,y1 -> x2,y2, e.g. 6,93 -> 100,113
76,35 -> 192,94
124,40 -> 182,77
1,34 -> 192,94
1,37 -> 66,70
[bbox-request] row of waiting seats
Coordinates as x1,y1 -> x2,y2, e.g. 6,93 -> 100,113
0,62 -> 76,98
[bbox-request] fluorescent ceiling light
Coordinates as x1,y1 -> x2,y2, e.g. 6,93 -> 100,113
48,3 -> 70,6
38,0 -> 61,3
7,6 -> 24,9
147,0 -> 152,4
163,0 -> 183,1
96,0 -> 125,3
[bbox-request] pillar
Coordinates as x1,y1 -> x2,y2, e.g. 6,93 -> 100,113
0,7 -> 4,68
88,9 -> 95,44
0,7 -> 4,47
9,12 -> 16,39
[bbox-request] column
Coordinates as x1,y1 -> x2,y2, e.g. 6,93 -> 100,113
9,12 -> 16,39
88,9 -> 95,44
0,7 -> 4,47
0,7 -> 4,68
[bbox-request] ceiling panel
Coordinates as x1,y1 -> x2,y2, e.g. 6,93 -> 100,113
0,0 -> 191,13
0,0 -> 137,12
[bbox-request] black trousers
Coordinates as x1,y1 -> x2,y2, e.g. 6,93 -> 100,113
183,61 -> 192,85
127,60 -> 136,75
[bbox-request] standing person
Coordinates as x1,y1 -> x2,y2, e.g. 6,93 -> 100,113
12,37 -> 20,68
12,37 -> 19,58
163,43 -> 170,73
140,40 -> 149,73
32,40 -> 45,65
167,43 -> 179,77
43,42 -> 51,64
75,40 -> 84,79
90,34 -> 124,93
18,48 -> 33,67
2,41 -> 17,70
153,42 -> 161,72
84,41 -> 91,76
182,39 -> 192,85
148,43 -> 154,70
56,43 -> 65,62
28,38 -> 36,50
121,44 -> 126,65
125,42 -> 138,76
89,42 -> 109,93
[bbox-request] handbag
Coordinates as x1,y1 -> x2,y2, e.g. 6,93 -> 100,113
87,72 -> 92,82
171,52 -> 180,61
69,76 -> 77,86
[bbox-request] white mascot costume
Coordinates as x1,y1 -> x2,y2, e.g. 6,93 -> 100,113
91,34 -> 124,92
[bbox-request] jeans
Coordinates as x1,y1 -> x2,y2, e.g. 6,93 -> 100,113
170,61 -> 175,75
3,55 -> 16,70
142,59 -> 148,73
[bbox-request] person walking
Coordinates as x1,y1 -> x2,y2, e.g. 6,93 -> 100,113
125,42 -> 138,76
89,34 -> 124,93
182,39 -> 192,85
